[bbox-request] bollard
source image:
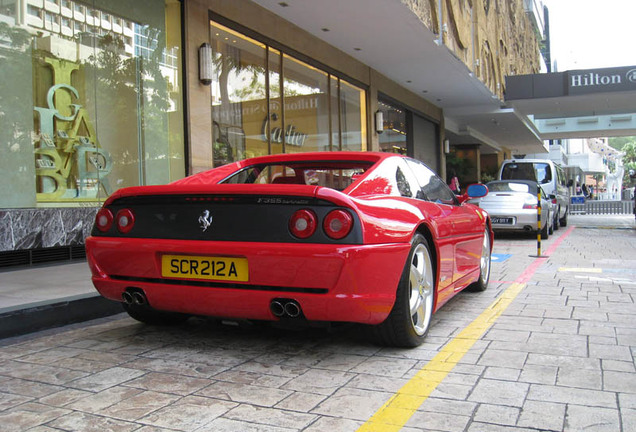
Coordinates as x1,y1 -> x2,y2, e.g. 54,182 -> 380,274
536,187 -> 542,257
530,187 -> 548,258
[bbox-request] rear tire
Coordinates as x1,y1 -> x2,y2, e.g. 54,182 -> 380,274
553,210 -> 560,231
372,234 -> 435,347
559,208 -> 568,227
540,222 -> 549,239
468,228 -> 491,292
123,303 -> 189,326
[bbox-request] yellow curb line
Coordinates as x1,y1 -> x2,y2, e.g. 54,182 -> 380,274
558,267 -> 602,273
357,282 -> 526,432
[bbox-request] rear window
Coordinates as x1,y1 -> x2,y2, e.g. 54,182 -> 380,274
501,162 -> 552,184
487,182 -> 533,193
221,162 -> 372,191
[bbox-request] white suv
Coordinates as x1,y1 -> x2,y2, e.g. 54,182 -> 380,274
498,159 -> 571,228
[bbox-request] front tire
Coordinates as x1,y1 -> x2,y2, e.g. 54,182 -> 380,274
468,228 -> 491,292
372,234 -> 435,347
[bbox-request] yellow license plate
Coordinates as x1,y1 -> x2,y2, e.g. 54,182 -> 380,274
161,255 -> 248,282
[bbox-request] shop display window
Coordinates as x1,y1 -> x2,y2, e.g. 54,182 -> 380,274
209,18 -> 367,167
378,99 -> 407,155
0,0 -> 185,208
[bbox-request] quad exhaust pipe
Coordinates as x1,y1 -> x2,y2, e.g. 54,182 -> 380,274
122,289 -> 147,306
270,299 -> 302,318
122,291 -> 134,305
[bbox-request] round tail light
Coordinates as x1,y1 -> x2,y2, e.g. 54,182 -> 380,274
95,208 -> 113,232
289,209 -> 317,239
115,209 -> 135,233
323,209 -> 353,239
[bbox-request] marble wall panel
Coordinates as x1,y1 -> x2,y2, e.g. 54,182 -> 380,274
0,208 -> 97,252
0,212 -> 13,251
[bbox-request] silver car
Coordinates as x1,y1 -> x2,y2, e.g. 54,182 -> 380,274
478,180 -> 553,239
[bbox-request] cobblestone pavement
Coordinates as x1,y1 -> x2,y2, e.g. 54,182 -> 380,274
0,215 -> 634,431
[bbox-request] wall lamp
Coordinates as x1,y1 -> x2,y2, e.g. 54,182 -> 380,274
444,139 -> 450,153
198,43 -> 212,85
375,110 -> 384,134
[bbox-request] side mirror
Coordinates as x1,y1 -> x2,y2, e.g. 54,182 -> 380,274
458,183 -> 488,203
467,183 -> 488,198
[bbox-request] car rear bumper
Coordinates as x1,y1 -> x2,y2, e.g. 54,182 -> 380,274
489,210 -> 548,232
85,237 -> 411,325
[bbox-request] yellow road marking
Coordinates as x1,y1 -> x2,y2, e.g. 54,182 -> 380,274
558,267 -> 602,273
357,282 -> 526,432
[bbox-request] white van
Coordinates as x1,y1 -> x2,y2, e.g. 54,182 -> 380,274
498,159 -> 571,228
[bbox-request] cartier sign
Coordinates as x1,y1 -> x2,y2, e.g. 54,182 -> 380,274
568,66 -> 636,95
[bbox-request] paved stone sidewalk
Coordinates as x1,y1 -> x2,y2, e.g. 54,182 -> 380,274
0,216 -> 634,431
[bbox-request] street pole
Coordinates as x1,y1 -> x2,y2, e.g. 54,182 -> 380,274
536,187 -> 542,257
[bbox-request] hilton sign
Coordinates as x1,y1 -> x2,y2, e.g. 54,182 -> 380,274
568,66 -> 636,95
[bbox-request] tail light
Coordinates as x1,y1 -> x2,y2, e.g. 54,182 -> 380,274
95,208 -> 113,232
115,209 -> 135,233
289,209 -> 317,239
523,197 -> 538,210
323,209 -> 353,239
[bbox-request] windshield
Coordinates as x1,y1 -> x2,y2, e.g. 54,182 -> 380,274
501,162 -> 552,184
221,161 -> 373,191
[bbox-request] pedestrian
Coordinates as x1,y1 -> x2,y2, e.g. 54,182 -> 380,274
448,170 -> 460,195
582,184 -> 589,199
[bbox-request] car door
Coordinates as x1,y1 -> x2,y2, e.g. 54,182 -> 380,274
404,159 -> 484,301
397,159 -> 455,299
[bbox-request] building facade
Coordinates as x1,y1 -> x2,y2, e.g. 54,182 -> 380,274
0,0 -> 543,266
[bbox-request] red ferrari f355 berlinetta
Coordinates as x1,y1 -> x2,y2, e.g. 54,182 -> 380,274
86,152 -> 492,347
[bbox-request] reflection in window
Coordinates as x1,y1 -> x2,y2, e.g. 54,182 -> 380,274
487,181 -> 532,193
282,54 -> 328,153
396,167 -> 413,197
209,23 -> 265,165
268,47 -> 283,156
378,99 -> 406,154
209,18 -> 367,167
406,159 -> 457,205
339,79 -> 367,151
222,162 -> 372,192
18,0 -> 185,207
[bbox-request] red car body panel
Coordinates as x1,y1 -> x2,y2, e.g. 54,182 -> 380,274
86,152 -> 492,325
86,237 -> 410,324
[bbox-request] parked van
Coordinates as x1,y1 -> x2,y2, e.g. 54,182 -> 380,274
498,159 -> 571,228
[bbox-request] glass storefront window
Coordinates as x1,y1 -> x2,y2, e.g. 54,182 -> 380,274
339,78 -> 367,151
209,23 -> 265,165
267,47 -> 283,156
209,18 -> 366,166
282,54 -> 329,153
0,0 -> 184,209
378,99 -> 407,154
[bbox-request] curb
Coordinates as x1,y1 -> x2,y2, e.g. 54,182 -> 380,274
0,294 -> 122,339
